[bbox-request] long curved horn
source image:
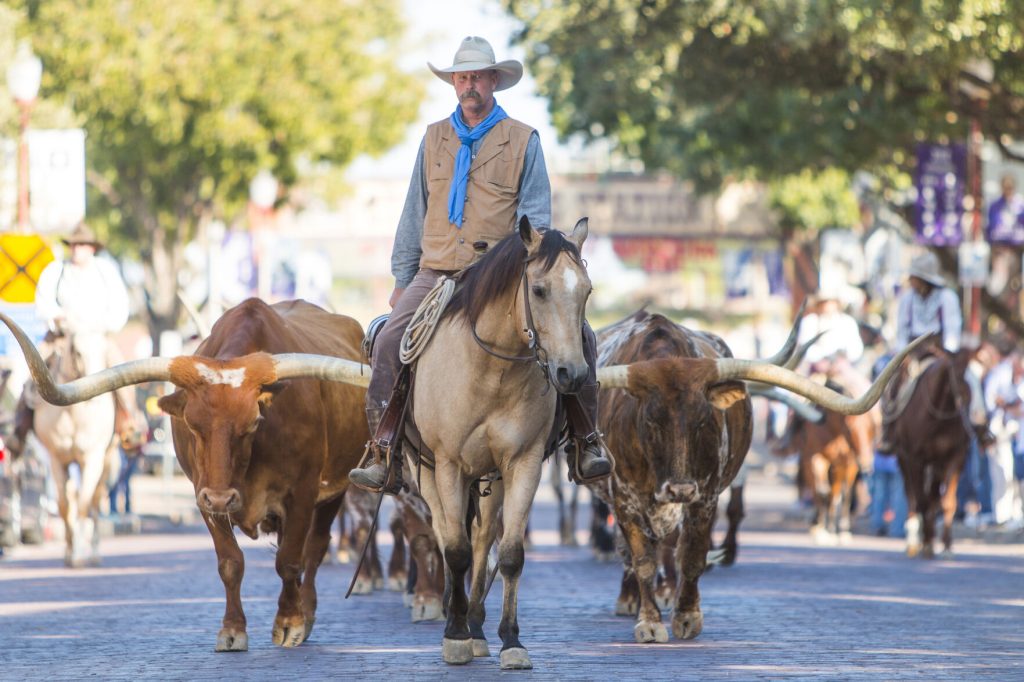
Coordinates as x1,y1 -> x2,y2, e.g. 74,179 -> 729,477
783,331 -> 826,370
272,353 -> 372,388
747,385 -> 824,423
714,335 -> 928,414
761,300 -> 808,366
0,312 -> 172,405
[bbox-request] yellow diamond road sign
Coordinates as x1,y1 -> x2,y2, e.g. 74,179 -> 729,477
0,233 -> 55,303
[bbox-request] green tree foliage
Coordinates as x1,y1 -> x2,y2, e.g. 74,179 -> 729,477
504,0 -> 1023,203
17,0 -> 422,334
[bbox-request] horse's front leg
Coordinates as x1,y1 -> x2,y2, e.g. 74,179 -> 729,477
939,465 -> 961,558
495,453 -> 543,670
418,459 -> 473,664
468,480 -> 503,657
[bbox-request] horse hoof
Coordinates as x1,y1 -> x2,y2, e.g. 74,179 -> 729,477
350,578 -> 374,595
838,531 -> 853,546
634,621 -> 669,643
387,575 -> 407,592
615,597 -> 639,617
373,576 -> 385,590
499,647 -> 533,670
906,544 -> 921,558
472,638 -> 491,657
940,549 -> 955,560
442,637 -> 474,665
672,609 -> 703,640
811,528 -> 837,546
272,615 -> 307,647
411,596 -> 444,622
402,592 -> 414,608
215,628 -> 249,652
920,546 -> 936,560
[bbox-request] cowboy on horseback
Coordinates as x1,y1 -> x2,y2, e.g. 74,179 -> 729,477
876,251 -> 990,453
350,36 -> 612,492
9,222 -> 138,455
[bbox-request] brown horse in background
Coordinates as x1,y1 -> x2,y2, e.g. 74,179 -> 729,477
886,348 -> 972,558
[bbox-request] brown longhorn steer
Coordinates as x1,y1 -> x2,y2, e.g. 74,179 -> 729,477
887,350 -> 972,558
593,311 -> 917,643
593,311 -> 753,643
0,299 -> 372,652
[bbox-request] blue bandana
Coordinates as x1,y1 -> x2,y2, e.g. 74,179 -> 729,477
447,101 -> 508,227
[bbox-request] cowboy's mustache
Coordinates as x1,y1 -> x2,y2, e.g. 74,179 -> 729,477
460,90 -> 482,101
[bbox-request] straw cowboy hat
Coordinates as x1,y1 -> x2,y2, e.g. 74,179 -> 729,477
908,251 -> 946,287
60,221 -> 103,251
428,36 -> 523,92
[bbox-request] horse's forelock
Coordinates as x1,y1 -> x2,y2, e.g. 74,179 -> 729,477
445,229 -> 582,327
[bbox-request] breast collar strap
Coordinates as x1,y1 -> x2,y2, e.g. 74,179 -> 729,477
470,258 -> 552,385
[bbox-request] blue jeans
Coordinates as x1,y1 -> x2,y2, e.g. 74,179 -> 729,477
957,439 -> 993,515
108,448 -> 139,515
870,469 -> 907,537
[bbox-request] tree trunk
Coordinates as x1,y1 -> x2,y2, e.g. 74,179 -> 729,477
143,227 -> 184,355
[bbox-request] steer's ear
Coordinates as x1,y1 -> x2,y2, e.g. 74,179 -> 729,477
258,381 -> 289,411
157,390 -> 187,418
707,381 -> 747,410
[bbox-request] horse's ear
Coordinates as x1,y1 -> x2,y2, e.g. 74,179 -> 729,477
518,215 -> 542,254
568,217 -> 589,251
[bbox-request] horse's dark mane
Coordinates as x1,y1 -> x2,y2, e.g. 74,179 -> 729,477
444,229 -> 581,327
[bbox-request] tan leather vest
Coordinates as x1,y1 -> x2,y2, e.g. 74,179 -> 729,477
420,117 -> 534,272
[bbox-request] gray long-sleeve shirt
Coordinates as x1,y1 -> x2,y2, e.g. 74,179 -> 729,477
390,130 -> 551,288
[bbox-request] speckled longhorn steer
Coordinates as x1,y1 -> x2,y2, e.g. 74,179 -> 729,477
593,310 -> 753,643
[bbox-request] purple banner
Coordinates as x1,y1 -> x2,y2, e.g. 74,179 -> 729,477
914,143 -> 967,246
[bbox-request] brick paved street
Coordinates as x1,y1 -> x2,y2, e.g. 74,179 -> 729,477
1,465 -> 1022,681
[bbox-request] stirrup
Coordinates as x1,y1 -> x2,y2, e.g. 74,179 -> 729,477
567,435 -> 613,485
350,440 -> 406,495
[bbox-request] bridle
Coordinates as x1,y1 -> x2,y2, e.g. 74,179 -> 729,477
471,256 -> 553,384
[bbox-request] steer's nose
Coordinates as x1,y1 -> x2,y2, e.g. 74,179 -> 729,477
197,487 -> 242,514
552,363 -> 588,394
655,480 -> 700,505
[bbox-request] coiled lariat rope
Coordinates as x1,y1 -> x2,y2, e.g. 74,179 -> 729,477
399,276 -> 457,365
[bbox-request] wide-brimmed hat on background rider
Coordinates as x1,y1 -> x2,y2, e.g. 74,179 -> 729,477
60,221 -> 104,252
428,36 -> 523,91
907,251 -> 946,288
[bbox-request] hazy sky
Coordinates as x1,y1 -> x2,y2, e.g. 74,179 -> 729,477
347,0 -> 564,180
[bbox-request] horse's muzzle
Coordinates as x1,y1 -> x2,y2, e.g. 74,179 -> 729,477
197,487 -> 243,515
552,363 -> 588,394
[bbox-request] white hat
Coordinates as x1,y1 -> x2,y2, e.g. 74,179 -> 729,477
908,251 -> 946,287
428,36 -> 523,92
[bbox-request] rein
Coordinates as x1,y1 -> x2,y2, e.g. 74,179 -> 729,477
470,260 -> 552,384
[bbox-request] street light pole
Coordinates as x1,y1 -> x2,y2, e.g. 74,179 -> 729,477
5,42 -> 42,234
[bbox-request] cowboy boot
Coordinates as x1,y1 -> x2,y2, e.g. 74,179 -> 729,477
349,407 -> 388,492
571,385 -> 612,481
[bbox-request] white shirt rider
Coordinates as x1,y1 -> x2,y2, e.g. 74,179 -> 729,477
35,238 -> 130,337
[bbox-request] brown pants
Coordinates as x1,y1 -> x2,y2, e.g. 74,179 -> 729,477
366,268 -> 599,426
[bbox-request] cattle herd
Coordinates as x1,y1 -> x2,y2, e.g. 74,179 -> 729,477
0,222 -> 934,671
